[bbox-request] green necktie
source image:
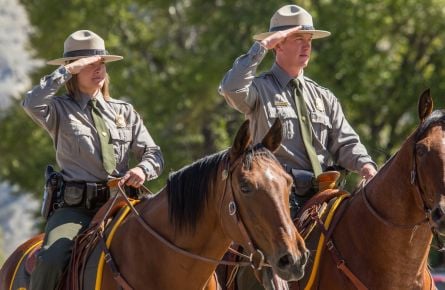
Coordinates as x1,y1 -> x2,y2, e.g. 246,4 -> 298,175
292,79 -> 322,177
90,99 -> 116,174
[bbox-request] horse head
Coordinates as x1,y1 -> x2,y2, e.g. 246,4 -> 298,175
223,118 -> 308,282
413,89 -> 445,231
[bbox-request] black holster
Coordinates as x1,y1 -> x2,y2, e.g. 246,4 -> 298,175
290,169 -> 317,196
41,165 -> 64,219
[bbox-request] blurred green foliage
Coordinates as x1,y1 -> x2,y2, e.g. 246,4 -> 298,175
2,0 -> 445,196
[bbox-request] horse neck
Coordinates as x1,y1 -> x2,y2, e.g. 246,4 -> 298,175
140,179 -> 232,269
365,135 -> 429,227
357,136 -> 432,272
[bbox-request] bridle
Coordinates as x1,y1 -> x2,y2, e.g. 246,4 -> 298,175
218,153 -> 271,271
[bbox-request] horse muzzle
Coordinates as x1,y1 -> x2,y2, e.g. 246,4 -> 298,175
431,204 -> 445,230
269,248 -> 309,281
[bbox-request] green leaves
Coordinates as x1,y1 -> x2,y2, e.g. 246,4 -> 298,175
4,0 -> 445,195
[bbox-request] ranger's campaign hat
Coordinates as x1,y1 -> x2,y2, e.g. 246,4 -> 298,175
253,5 -> 331,41
47,30 -> 123,65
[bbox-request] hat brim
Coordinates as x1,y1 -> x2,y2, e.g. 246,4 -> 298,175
253,30 -> 331,41
46,55 -> 123,66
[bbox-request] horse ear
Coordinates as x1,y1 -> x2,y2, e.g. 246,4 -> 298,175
418,88 -> 433,122
230,120 -> 252,160
262,118 -> 282,152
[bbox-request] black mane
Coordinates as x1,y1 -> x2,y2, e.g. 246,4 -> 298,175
416,109 -> 445,139
167,144 -> 277,233
167,150 -> 228,233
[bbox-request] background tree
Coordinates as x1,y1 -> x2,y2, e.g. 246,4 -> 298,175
2,0 -> 445,195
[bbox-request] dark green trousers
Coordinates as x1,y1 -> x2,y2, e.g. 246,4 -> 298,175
29,207 -> 94,290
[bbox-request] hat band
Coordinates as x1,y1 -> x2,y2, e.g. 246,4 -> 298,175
270,24 -> 315,32
63,49 -> 109,58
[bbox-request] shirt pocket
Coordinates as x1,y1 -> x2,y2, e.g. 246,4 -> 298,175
110,127 -> 132,143
267,105 -> 298,139
110,127 -> 132,162
310,111 -> 332,143
73,123 -> 95,154
58,121 -> 94,155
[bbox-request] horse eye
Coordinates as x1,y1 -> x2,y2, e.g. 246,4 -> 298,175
239,181 -> 252,194
416,144 -> 428,157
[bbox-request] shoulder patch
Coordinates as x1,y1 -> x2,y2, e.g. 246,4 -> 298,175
58,95 -> 72,100
107,98 -> 131,105
303,77 -> 330,92
257,71 -> 273,79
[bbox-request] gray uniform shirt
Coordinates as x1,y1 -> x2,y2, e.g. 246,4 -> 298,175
22,66 -> 164,182
219,42 -> 375,173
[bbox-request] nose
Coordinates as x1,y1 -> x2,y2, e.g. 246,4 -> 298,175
275,248 -> 309,281
277,252 -> 295,271
432,206 -> 445,225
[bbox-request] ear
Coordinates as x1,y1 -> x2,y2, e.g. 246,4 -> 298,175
230,120 -> 252,161
418,88 -> 433,122
262,118 -> 282,152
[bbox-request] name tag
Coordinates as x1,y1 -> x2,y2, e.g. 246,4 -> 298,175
274,101 -> 290,107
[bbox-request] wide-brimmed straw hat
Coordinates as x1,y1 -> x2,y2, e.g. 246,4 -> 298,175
253,5 -> 331,41
47,30 -> 123,65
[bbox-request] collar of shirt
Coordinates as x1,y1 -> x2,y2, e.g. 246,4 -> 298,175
271,62 -> 306,89
74,91 -> 106,111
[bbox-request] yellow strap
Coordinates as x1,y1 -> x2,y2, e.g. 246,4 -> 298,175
95,201 -> 139,290
304,194 -> 349,290
9,240 -> 43,290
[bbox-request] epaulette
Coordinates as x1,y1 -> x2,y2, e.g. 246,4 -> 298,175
257,71 -> 274,80
57,95 -> 72,101
55,95 -> 76,103
107,98 -> 132,106
304,77 -> 331,92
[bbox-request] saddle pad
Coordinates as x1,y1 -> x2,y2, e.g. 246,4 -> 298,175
10,240 -> 43,290
291,194 -> 349,290
83,201 -> 138,290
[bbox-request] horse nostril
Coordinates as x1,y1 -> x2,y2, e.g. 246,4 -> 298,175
304,249 -> 310,265
432,207 -> 444,223
277,253 -> 295,270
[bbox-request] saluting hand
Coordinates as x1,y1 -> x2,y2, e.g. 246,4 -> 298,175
64,56 -> 103,74
118,167 -> 146,188
260,26 -> 304,50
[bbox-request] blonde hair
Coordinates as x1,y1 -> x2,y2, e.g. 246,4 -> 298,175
65,71 -> 111,101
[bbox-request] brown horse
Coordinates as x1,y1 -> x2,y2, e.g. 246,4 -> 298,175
290,89 -> 442,290
0,119 -> 308,290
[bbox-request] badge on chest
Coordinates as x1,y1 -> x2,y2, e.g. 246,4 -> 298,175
115,114 -> 126,128
315,98 -> 325,112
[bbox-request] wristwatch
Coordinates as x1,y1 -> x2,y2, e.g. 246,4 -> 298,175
137,164 -> 150,180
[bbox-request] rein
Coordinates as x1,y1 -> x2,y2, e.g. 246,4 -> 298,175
118,183 -> 253,267
356,139 -> 437,290
362,186 -> 430,230
361,145 -> 435,234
